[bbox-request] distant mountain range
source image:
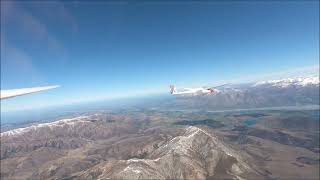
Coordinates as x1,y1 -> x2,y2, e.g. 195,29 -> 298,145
159,76 -> 319,110
253,76 -> 319,87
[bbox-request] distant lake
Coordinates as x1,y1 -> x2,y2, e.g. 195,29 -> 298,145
241,119 -> 258,126
311,110 -> 319,120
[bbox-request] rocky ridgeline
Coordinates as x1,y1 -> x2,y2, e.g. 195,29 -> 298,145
79,126 -> 261,179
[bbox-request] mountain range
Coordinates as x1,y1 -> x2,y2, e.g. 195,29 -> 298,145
1,76 -> 319,180
159,76 -> 319,110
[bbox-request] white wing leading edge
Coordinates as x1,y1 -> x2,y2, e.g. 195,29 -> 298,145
0,85 -> 60,99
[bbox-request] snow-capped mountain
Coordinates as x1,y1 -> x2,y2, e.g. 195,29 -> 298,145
253,76 -> 319,87
1,116 -> 90,137
79,126 -> 258,179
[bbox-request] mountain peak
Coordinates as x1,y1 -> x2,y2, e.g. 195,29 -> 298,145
79,126 -> 257,179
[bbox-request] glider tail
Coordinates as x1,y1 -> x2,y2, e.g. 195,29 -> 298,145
170,85 -> 177,94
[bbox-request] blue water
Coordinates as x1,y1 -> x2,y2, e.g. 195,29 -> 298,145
241,119 -> 258,126
311,110 -> 319,120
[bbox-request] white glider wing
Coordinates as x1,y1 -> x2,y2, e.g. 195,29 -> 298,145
0,85 -> 60,99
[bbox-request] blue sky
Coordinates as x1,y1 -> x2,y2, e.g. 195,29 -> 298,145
1,1 -> 319,112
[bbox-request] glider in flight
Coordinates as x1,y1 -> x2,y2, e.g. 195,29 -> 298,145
170,84 -> 227,96
0,85 -> 60,99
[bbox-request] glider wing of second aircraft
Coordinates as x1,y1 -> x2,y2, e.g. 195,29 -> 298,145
0,85 -> 60,99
